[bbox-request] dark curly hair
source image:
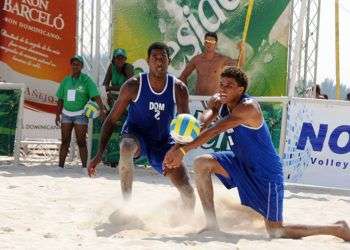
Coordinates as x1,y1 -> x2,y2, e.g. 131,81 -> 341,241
147,42 -> 170,60
221,66 -> 249,93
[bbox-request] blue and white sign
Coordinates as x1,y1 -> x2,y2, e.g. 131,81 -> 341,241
283,98 -> 350,189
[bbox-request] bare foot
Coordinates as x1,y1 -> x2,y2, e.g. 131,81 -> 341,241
197,223 -> 220,234
335,221 -> 350,241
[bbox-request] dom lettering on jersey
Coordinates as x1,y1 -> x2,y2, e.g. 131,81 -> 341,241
149,102 -> 165,120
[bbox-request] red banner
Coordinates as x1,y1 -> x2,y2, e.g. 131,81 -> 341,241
0,0 -> 77,113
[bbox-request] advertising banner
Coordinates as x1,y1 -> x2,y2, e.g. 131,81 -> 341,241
22,107 -> 60,141
0,88 -> 21,156
283,99 -> 350,189
0,0 -> 77,113
90,96 -> 284,168
113,0 -> 291,96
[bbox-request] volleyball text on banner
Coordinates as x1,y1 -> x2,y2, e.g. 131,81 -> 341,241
283,98 -> 350,189
0,0 -> 77,113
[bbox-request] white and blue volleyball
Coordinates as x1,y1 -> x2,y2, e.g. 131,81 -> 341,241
84,101 -> 100,119
170,114 -> 200,144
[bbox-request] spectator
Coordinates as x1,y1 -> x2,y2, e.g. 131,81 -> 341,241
102,48 -> 134,168
55,55 -> 107,168
103,48 -> 134,107
346,93 -> 350,101
315,84 -> 327,99
179,32 -> 245,96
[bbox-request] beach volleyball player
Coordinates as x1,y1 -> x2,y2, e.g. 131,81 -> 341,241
164,66 -> 350,241
88,42 -> 195,209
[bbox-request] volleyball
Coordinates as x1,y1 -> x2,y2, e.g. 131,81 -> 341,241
84,101 -> 100,119
170,114 -> 200,144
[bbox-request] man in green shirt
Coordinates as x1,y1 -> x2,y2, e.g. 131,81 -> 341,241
56,55 -> 107,168
102,48 -> 134,168
103,48 -> 134,107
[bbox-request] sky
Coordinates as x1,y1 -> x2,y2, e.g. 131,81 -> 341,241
317,0 -> 350,87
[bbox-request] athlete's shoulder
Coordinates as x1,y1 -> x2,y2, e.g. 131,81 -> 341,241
241,95 -> 258,106
190,54 -> 202,64
237,96 -> 260,117
173,76 -> 187,88
173,77 -> 189,97
120,75 -> 140,99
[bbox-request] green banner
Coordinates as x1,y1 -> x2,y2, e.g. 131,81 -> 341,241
113,0 -> 290,96
90,100 -> 283,164
0,89 -> 21,156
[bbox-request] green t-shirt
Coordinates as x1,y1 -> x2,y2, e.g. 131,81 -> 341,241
56,73 -> 100,112
111,64 -> 132,88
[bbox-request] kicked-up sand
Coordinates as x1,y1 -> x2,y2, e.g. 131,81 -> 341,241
0,163 -> 350,250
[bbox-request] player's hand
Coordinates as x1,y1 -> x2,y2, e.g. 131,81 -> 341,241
55,114 -> 61,126
163,146 -> 183,174
88,155 -> 102,177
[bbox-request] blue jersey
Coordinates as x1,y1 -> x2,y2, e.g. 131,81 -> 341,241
219,96 -> 283,182
124,73 -> 176,144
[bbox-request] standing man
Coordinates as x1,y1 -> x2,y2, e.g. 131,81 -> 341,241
179,32 -> 245,96
164,66 -> 350,241
88,43 -> 195,209
56,55 -> 107,168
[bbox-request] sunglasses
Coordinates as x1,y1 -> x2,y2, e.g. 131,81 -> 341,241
205,39 -> 217,44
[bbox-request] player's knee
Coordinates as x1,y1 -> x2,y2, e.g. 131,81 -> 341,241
61,137 -> 71,147
120,138 -> 137,155
119,163 -> 133,173
76,139 -> 86,148
193,156 -> 210,175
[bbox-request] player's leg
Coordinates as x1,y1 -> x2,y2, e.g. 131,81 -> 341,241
59,116 -> 74,168
118,136 -> 139,200
74,122 -> 88,168
166,164 -> 195,210
265,219 -> 350,241
193,154 -> 229,231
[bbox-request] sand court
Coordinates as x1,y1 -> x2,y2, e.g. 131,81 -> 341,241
0,163 -> 349,250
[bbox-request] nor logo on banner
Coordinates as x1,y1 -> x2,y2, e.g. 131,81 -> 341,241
296,122 -> 350,154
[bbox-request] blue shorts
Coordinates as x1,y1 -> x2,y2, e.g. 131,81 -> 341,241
122,123 -> 174,174
61,113 -> 88,125
212,151 -> 284,222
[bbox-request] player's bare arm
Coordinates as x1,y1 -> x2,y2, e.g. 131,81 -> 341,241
174,79 -> 190,114
164,101 -> 259,168
185,101 -> 260,151
178,56 -> 197,84
88,77 -> 139,176
99,77 -> 139,155
199,94 -> 221,129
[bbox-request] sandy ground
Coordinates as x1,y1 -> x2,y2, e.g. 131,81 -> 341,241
0,162 -> 350,250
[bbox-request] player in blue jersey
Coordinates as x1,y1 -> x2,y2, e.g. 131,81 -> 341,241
88,42 -> 195,209
164,66 -> 350,241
